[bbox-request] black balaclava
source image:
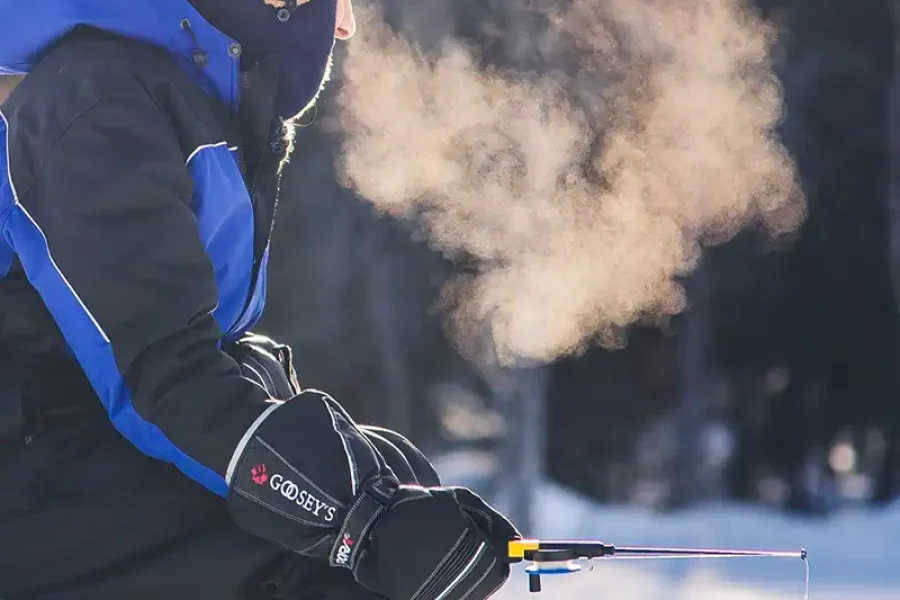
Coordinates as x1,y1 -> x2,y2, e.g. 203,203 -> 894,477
188,0 -> 338,120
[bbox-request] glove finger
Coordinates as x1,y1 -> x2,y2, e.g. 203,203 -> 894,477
361,425 -> 441,487
359,427 -> 419,485
447,487 -> 521,550
460,555 -> 509,600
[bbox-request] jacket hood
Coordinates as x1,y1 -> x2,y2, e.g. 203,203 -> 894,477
0,0 -> 337,118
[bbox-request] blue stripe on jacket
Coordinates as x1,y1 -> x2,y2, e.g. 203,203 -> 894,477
187,142 -> 259,340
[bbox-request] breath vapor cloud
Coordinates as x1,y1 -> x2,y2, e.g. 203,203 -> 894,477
335,0 -> 804,365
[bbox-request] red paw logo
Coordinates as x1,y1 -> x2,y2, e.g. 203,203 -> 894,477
251,464 -> 269,486
335,533 -> 355,565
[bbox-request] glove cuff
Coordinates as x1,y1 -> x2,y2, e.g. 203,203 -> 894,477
225,400 -> 284,486
226,389 -> 387,557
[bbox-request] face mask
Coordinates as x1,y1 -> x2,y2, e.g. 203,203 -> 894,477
189,0 -> 338,120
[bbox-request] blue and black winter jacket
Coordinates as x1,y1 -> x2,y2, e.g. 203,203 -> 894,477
0,0 -> 334,497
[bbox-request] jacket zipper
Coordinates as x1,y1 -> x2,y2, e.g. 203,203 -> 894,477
226,70 -> 267,339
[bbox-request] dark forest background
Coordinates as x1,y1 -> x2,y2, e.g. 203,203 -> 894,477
257,0 -> 900,529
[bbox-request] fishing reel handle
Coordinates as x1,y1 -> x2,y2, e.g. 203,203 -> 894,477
508,539 -> 616,561
508,540 -> 616,593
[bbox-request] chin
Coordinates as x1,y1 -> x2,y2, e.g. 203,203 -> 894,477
278,50 -> 335,170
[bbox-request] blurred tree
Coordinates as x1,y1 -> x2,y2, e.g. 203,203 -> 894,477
716,0 -> 899,512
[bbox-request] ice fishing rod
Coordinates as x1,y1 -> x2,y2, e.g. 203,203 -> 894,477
508,539 -> 808,593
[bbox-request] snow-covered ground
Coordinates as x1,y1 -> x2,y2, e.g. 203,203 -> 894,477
492,483 -> 900,600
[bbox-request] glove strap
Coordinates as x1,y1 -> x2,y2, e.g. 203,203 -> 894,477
330,477 -> 402,570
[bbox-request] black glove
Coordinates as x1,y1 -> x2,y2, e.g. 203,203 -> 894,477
226,389 -> 520,600
225,333 -> 302,399
358,425 -> 441,487
352,485 -> 518,600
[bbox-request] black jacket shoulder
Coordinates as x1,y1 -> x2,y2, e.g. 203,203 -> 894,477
5,26 -> 239,197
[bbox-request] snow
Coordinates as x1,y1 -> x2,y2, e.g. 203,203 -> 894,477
492,482 -> 900,599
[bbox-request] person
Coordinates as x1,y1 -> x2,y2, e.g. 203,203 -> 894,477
0,1 -> 520,599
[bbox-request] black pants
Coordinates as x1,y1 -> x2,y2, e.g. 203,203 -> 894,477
0,397 -> 380,600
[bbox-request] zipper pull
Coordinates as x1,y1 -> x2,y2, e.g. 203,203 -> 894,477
180,18 -> 209,68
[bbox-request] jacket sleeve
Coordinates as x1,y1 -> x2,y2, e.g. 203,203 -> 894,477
0,88 -> 276,497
